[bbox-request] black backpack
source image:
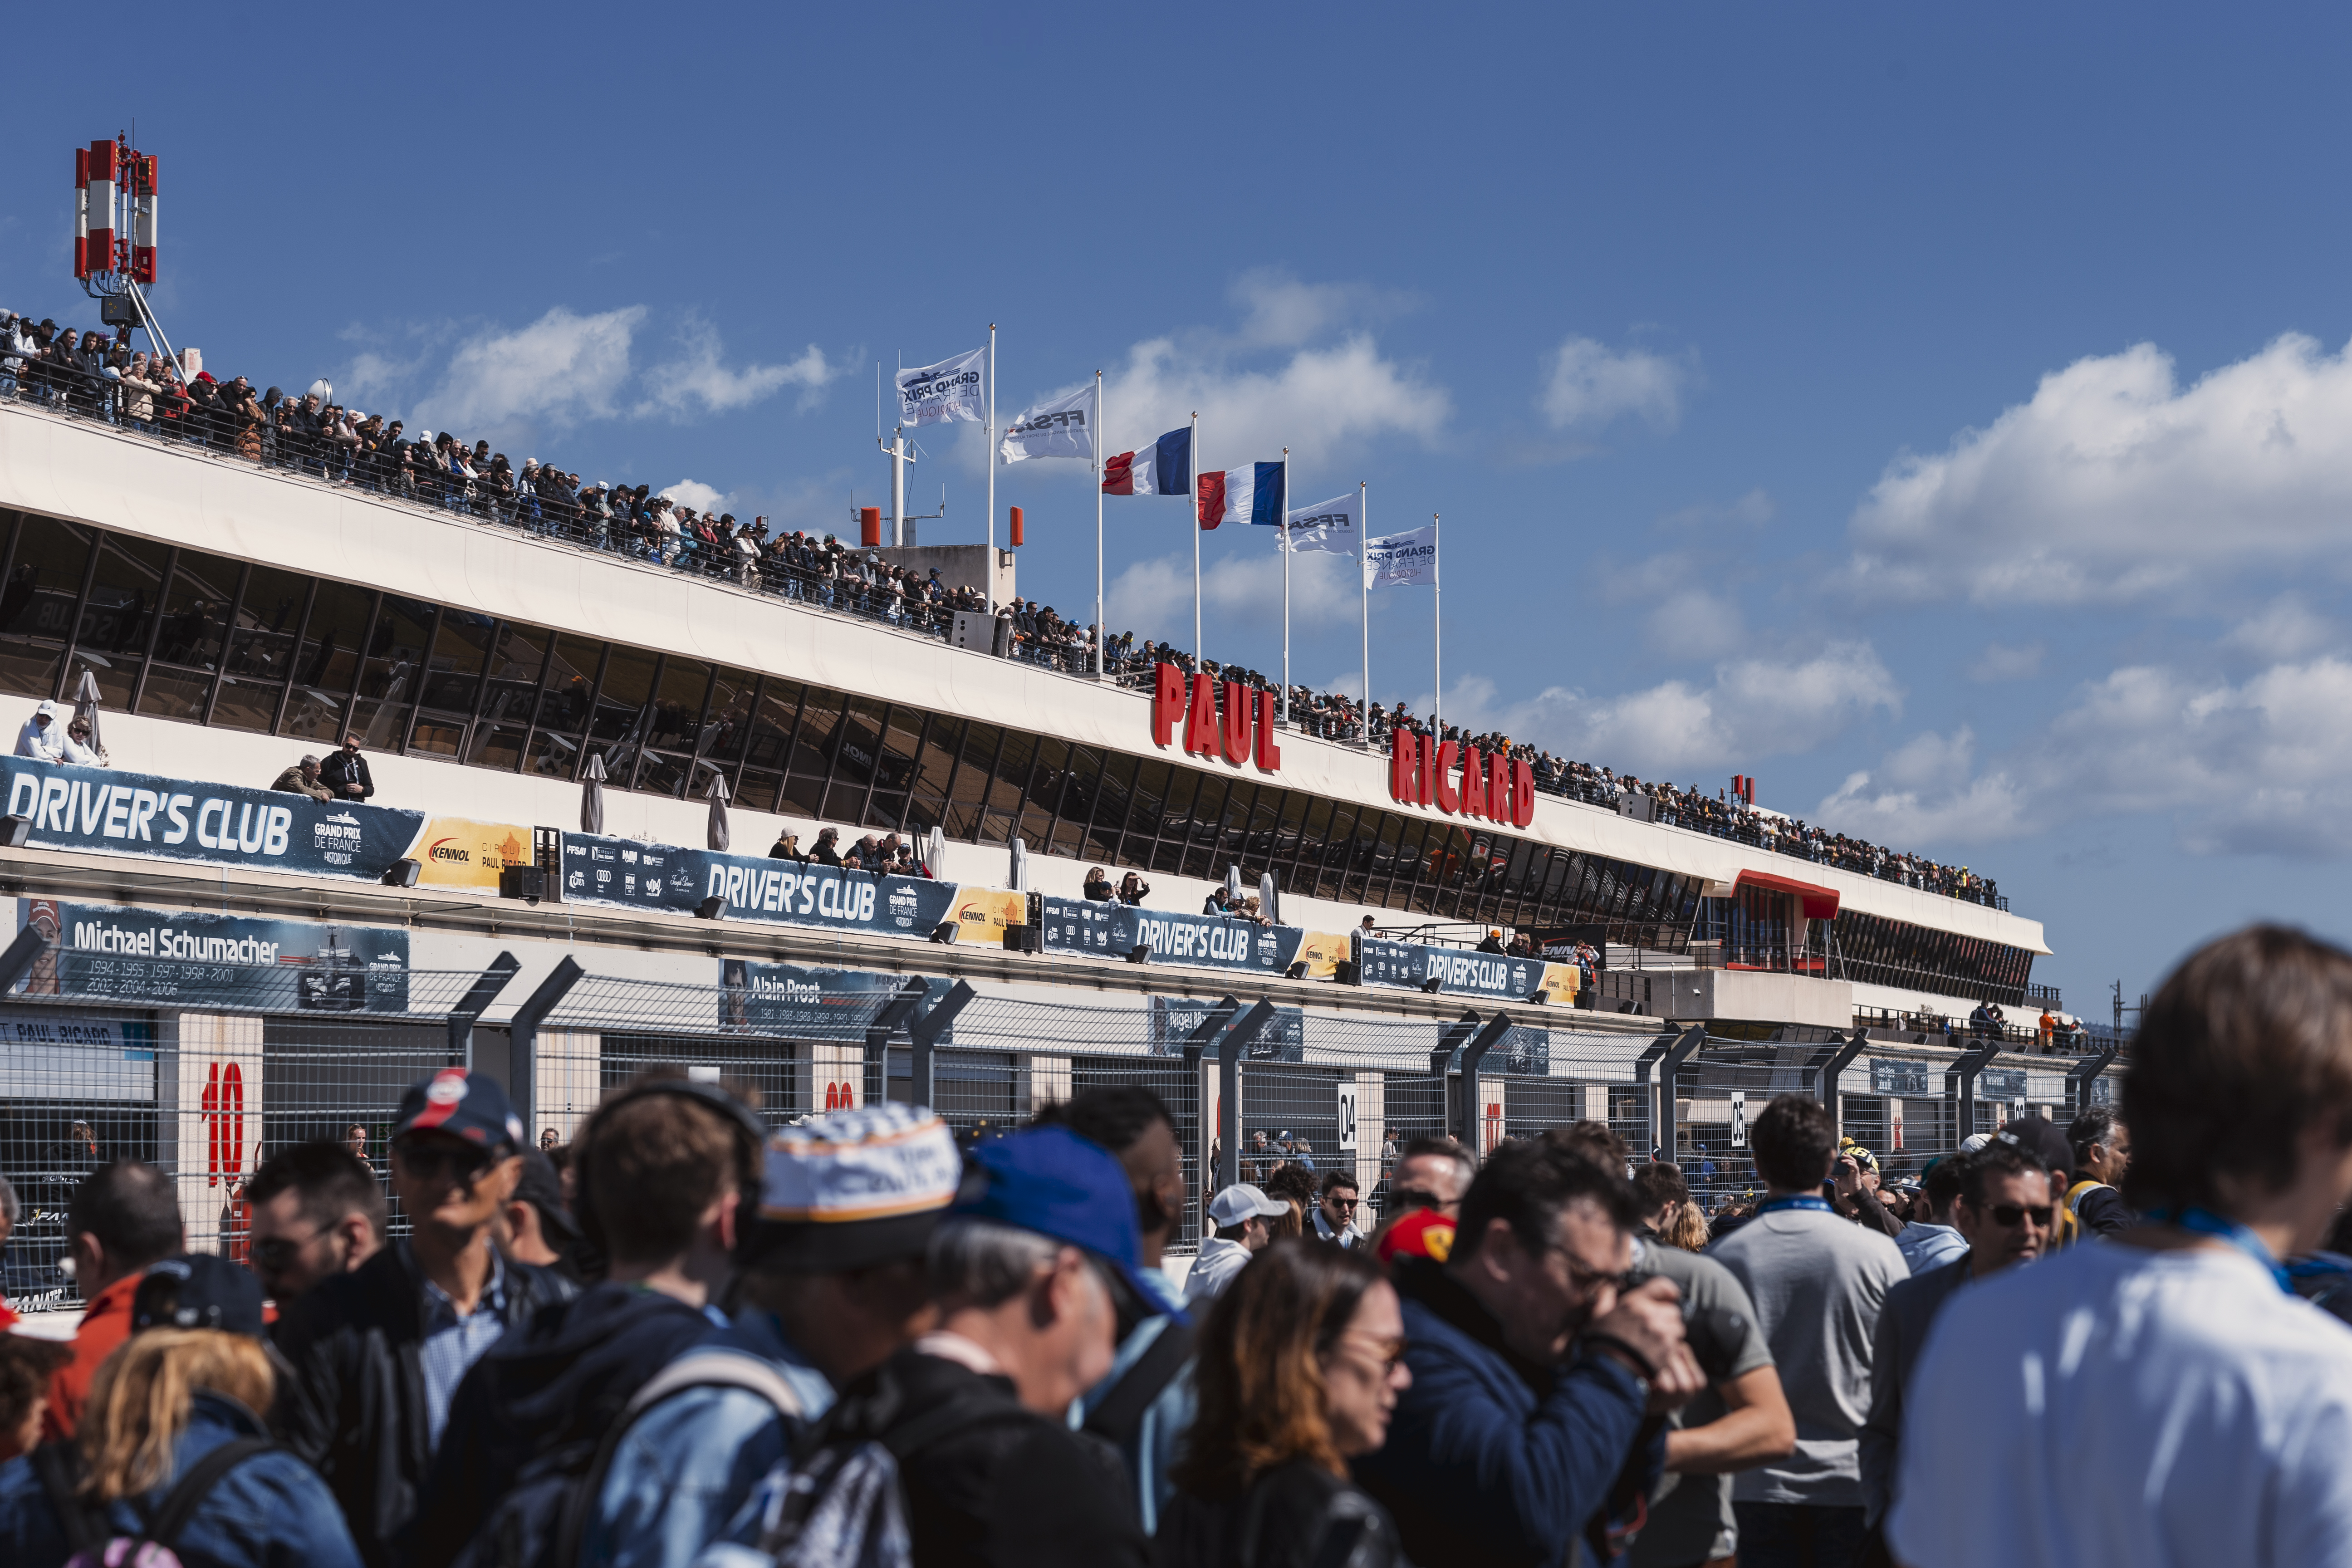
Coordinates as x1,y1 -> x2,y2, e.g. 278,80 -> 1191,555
34,1436 -> 279,1568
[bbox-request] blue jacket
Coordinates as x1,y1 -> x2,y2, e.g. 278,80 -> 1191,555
582,1307 -> 835,1568
1352,1260 -> 1660,1568
0,1390 -> 363,1568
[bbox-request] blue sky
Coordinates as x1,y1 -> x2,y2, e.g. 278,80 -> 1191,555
9,5 -> 2352,1015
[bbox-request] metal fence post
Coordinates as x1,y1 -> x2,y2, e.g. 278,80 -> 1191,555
906,980 -> 976,1111
1656,1025 -> 1706,1161
506,956 -> 582,1141
1630,1026 -> 1678,1164
865,977 -> 932,1108
1949,1038 -> 2005,1145
1218,999 -> 1279,1190
1178,995 -> 1240,1192
2066,1041 -> 2121,1119
1454,1012 -> 1514,1148
1810,1029 -> 1871,1130
1431,1009 -> 1482,1144
448,952 -> 522,1067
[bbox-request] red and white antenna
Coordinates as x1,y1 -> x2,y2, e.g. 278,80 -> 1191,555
70,134 -> 178,375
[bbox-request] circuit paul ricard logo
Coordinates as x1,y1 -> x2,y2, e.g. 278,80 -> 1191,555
887,883 -> 921,929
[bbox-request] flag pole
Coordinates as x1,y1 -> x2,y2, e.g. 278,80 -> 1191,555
1279,447 -> 1290,728
1359,481 -> 1370,750
1432,511 -> 1442,734
1094,369 -> 1105,679
1191,411 -> 1202,665
985,324 -> 997,616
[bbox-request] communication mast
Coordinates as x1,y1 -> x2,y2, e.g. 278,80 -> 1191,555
72,135 -> 182,378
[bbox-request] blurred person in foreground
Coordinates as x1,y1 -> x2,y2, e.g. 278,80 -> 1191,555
1352,1136 -> 1703,1568
0,1256 -> 362,1568
1159,1240 -> 1412,1568
583,1102 -> 959,1568
1385,1135 -> 1476,1220
1890,1158 -> 1968,1276
1188,1182 -> 1289,1305
1859,1137 -> 2050,1545
44,1160 -> 183,1442
244,1139 -> 386,1307
1707,1097 -> 1907,1568
1890,926 -> 2352,1567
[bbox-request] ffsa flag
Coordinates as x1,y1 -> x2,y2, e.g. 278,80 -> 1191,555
1364,524 -> 1437,587
1284,490 -> 1360,556
1000,383 -> 1096,464
895,348 -> 988,428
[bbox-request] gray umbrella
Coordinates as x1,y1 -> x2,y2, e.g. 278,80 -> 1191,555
70,667 -> 103,758
1259,870 -> 1280,926
1225,864 -> 1243,904
706,772 -> 732,853
580,753 -> 608,835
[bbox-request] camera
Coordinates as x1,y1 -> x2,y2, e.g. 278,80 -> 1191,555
1681,1300 -> 1752,1384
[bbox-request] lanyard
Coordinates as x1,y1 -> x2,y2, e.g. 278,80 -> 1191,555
1755,1195 -> 1833,1216
2146,1205 -> 2292,1294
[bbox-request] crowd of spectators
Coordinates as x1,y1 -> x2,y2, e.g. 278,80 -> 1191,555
4,309 -> 1998,911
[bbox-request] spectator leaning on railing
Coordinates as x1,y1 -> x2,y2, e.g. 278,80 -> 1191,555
272,755 -> 335,802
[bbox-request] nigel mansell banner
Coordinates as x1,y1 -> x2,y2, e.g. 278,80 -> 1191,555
0,759 -> 425,881
560,833 -> 962,938
15,897 -> 411,1012
1037,895 -> 1305,975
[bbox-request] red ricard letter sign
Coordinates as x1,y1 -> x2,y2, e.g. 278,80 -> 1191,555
1387,724 -> 1532,827
1151,662 -> 1280,773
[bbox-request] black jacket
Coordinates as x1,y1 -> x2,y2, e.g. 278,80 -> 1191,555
404,1279 -> 717,1567
1159,1460 -> 1408,1568
826,1345 -> 1149,1568
318,749 -> 375,801
270,1240 -> 574,1568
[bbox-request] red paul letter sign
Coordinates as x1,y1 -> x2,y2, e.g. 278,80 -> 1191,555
1152,662 -> 1186,746
1184,673 -> 1220,756
1254,689 -> 1282,771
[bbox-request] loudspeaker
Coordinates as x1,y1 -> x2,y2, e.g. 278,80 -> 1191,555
1002,924 -> 1041,954
1126,943 -> 1152,965
1333,960 -> 1361,986
499,865 -> 547,902
0,814 -> 32,848
928,921 -> 958,944
382,858 -> 421,888
695,895 -> 726,920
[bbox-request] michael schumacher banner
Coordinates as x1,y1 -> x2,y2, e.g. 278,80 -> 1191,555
0,759 -> 424,882
1357,935 -> 1578,1006
16,897 -> 411,1012
1037,895 -> 1304,975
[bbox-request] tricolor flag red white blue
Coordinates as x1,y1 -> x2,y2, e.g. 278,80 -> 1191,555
1101,428 -> 1193,496
1196,462 -> 1286,531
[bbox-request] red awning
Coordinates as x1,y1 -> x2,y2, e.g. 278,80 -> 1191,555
1733,869 -> 1841,921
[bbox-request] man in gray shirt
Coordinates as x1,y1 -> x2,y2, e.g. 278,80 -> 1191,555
1708,1095 -> 1909,1568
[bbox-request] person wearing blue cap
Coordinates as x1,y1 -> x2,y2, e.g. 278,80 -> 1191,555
786,1123 -> 1153,1568
273,1069 -> 575,1568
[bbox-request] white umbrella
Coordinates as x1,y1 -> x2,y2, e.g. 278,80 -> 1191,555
706,773 -> 732,853
1009,836 -> 1030,892
1225,864 -> 1243,905
1259,870 -> 1280,926
580,753 -> 608,835
924,825 -> 946,879
70,668 -> 103,758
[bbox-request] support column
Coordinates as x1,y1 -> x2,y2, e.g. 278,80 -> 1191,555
168,1013 -> 264,1258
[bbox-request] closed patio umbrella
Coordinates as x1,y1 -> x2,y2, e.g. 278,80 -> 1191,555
70,667 -> 103,758
706,773 -> 731,853
580,753 -> 608,835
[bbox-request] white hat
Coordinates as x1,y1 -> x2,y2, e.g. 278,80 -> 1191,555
749,1102 -> 962,1271
1207,1182 -> 1289,1227
1958,1133 -> 1994,1155
33,701 -> 58,719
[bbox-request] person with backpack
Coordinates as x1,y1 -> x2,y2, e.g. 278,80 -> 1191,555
580,1102 -> 962,1568
714,1124 -> 1153,1568
404,1073 -> 766,1568
1033,1086 -> 1195,1534
0,1254 -> 363,1568
273,1070 -> 574,1568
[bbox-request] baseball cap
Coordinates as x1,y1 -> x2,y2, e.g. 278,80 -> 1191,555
1207,1182 -> 1289,1227
950,1124 -> 1176,1322
1376,1207 -> 1456,1266
392,1068 -> 524,1155
512,1148 -> 580,1242
132,1254 -> 266,1339
1998,1114 -> 2072,1177
1838,1137 -> 1878,1171
742,1102 -> 961,1271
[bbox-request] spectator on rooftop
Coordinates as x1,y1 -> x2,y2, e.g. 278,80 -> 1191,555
1118,872 -> 1151,906
13,700 -> 64,761
318,734 -> 374,801
273,754 -> 335,802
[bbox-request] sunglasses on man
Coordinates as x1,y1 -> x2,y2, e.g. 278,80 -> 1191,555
1985,1202 -> 2053,1227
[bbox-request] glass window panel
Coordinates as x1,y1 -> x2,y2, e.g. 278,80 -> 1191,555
1149,768 -> 1200,875
1311,801 -> 1357,900
824,696 -> 894,823
790,690 -> 848,782
136,667 -> 215,725
943,725 -> 1001,842
1342,811 -> 1387,901
469,724 -> 528,774
587,644 -> 659,776
69,532 -> 167,709
349,596 -> 433,750
635,657 -> 713,796
225,565 -> 313,691
1377,816 -> 1427,909
0,515 -> 94,700
1270,790 -> 1314,882
1179,776 -> 1230,879
210,673 -> 285,736
152,552 -> 237,669
285,581 -> 375,741
741,681 -> 806,774
414,609 -> 494,716
1016,738 -> 1071,850
977,730 -> 1034,846
701,668 -> 760,768
1083,752 -> 1134,862
901,789 -> 944,838
863,792 -> 910,832
735,766 -> 784,815
478,623 -> 549,725
533,635 -> 601,735
1050,745 -> 1104,858
524,726 -> 583,780
1117,760 -> 1172,869
905,713 -> 962,805
1245,787 -> 1284,874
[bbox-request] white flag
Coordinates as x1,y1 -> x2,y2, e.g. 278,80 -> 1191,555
1283,490 -> 1361,555
1364,524 -> 1438,587
999,382 -> 1097,464
895,347 -> 989,428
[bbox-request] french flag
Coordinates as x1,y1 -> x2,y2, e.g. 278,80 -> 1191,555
1102,427 -> 1192,496
1196,462 -> 1285,530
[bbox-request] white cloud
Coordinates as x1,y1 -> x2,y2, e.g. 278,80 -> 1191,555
1427,642 -> 1901,778
1657,488 -> 1774,531
2221,594 -> 2341,662
1230,269 -> 1413,348
636,318 -> 845,419
1849,333 -> 2352,605
658,479 -> 729,514
1970,641 -> 2045,681
1105,333 -> 1447,471
1644,587 -> 1747,661
1540,336 -> 1691,432
410,306 -> 644,434
1103,548 -> 1362,646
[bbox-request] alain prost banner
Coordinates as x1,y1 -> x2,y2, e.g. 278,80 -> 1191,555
720,959 -> 957,1039
1357,936 -> 1579,1007
1037,896 -> 1305,975
0,759 -> 425,881
15,898 -> 410,1011
561,833 -> 961,938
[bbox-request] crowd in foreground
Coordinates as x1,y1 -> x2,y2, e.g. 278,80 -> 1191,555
3,923 -> 2351,1566
1,310 -> 1999,911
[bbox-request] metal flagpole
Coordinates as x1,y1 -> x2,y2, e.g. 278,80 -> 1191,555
1094,370 -> 1105,678
1432,512 -> 1442,734
985,324 -> 997,616
1191,411 -> 1202,664
1280,447 -> 1290,727
1359,482 -> 1370,749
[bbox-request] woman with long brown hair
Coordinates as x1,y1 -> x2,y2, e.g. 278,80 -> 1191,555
1161,1240 -> 1413,1568
0,1311 -> 361,1568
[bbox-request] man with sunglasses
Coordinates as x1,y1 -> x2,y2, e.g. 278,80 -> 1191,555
274,1069 -> 574,1568
1859,1140 -> 2049,1542
245,1139 -> 386,1307
1314,1170 -> 1365,1248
